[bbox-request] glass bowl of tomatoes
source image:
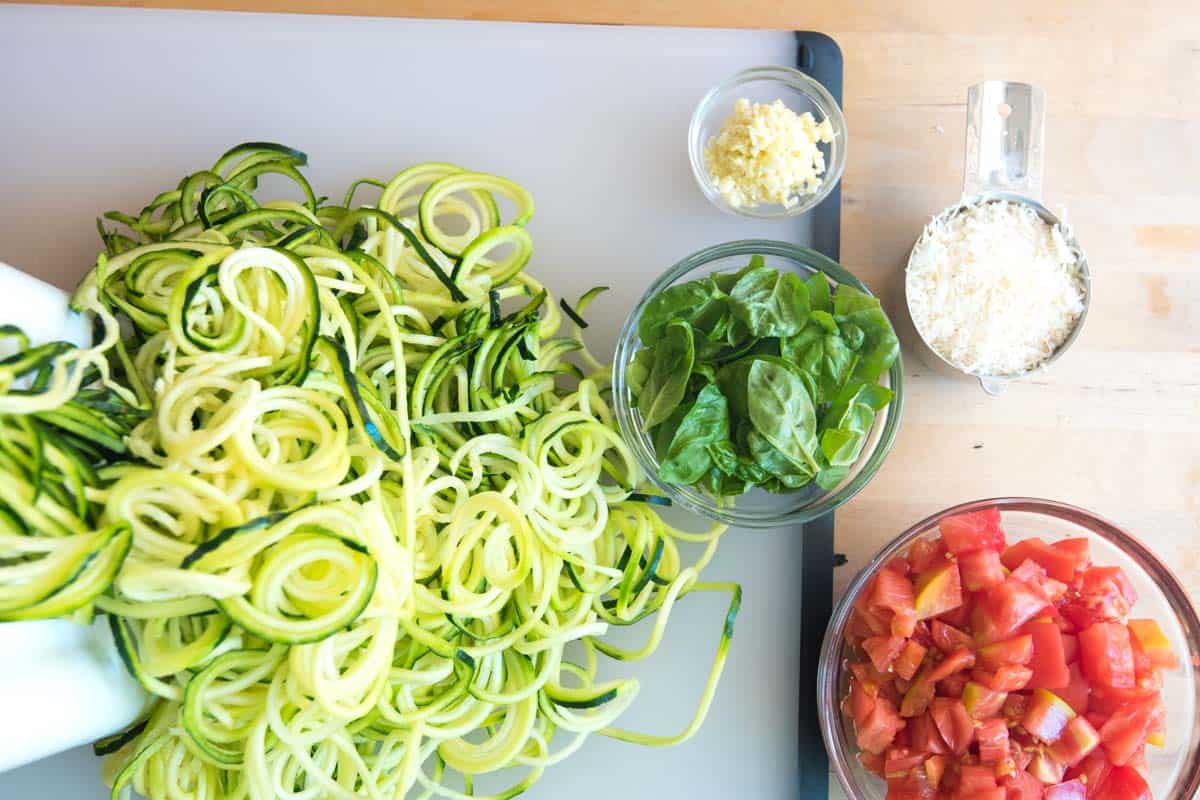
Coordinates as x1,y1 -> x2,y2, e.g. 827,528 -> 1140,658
818,498 -> 1200,800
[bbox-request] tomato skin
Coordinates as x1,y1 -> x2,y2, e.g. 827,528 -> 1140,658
1061,633 -> 1079,664
908,536 -> 948,574
1078,567 -> 1137,621
960,547 -> 1007,591
1078,622 -> 1136,690
874,567 -> 919,637
1002,539 -> 1078,583
939,507 -> 1006,555
1087,684 -> 1157,717
975,664 -> 1034,692
1051,538 -> 1091,570
894,639 -> 928,681
978,577 -> 1052,644
864,635 -> 907,674
931,620 -> 974,654
979,634 -> 1034,670
857,695 -> 907,754
909,710 -> 949,755
1099,698 -> 1163,766
1026,619 -> 1071,690
1097,765 -> 1151,800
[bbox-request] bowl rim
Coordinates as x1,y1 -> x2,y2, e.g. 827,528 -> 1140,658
687,64 -> 848,219
611,239 -> 904,528
817,496 -> 1200,800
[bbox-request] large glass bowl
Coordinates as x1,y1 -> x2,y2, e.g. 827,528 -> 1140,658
688,65 -> 847,218
611,240 -> 903,529
817,498 -> 1200,800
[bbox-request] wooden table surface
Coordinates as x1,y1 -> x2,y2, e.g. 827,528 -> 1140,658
15,0 -> 1200,605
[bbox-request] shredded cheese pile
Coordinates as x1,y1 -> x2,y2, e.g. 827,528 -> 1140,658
703,98 -> 834,209
906,200 -> 1086,377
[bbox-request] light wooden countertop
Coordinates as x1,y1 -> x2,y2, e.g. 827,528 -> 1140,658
15,0 -> 1200,605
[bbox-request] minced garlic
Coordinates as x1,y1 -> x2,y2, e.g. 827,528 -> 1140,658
703,98 -> 834,209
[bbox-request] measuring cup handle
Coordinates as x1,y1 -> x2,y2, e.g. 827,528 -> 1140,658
962,82 -> 1046,201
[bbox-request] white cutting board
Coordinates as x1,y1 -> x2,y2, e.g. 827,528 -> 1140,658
0,6 -> 831,798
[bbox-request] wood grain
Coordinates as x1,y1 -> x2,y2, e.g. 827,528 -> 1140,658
8,0 -> 1200,605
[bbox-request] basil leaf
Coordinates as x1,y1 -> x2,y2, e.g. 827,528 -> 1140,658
638,320 -> 694,429
729,266 -> 810,338
659,384 -> 730,485
638,278 -> 726,342
818,381 -> 894,467
713,255 -> 765,294
831,284 -> 900,382
815,464 -> 850,491
806,273 -> 833,313
626,346 -> 653,397
746,359 -> 820,473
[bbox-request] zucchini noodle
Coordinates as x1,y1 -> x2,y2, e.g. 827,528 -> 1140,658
0,143 -> 740,800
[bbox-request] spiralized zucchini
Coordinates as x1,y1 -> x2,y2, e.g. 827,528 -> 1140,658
0,143 -> 740,800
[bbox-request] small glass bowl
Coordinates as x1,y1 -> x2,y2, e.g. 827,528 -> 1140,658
611,240 -> 903,529
817,498 -> 1200,800
688,65 -> 848,218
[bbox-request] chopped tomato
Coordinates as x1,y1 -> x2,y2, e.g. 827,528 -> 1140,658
963,681 -> 1008,719
1003,693 -> 1030,724
1057,663 -> 1091,716
864,636 -> 906,674
858,695 -> 907,754
977,717 -> 1010,763
975,664 -> 1034,692
930,697 -> 974,755
1001,538 -> 1047,571
960,764 -> 1001,792
1029,750 -> 1067,784
979,635 -> 1034,670
1050,538 -> 1090,571
1048,717 -> 1101,767
895,639 -> 928,681
1099,698 -> 1163,766
960,547 -> 1007,591
908,536 -> 948,574
909,711 -> 949,755
1097,766 -> 1150,800
1059,602 -> 1105,634
1087,684 -> 1157,717
938,671 -> 970,698
874,567 -> 919,637
1024,689 -> 1076,743
1078,567 -> 1137,621
1065,749 -> 1112,796
1061,633 -> 1079,664
976,576 -> 1051,644
847,676 -> 878,725
1127,619 -> 1178,670
1001,769 -> 1045,800
931,620 -> 974,654
1002,538 -> 1078,583
1026,619 -> 1071,690
924,753 -> 948,790
1078,622 -> 1136,689
930,648 -> 977,682
913,562 -> 964,621
939,507 -> 1006,554
885,747 -> 927,778
901,672 -> 937,718
887,769 -> 937,800
1010,559 -> 1068,603
859,750 -> 886,776
940,602 -> 974,629
1043,779 -> 1087,800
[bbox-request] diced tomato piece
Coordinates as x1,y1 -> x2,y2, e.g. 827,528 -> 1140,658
909,710 -> 949,755
1024,689 -> 1077,743
1078,622 -> 1136,689
1127,619 -> 1178,670
907,536 -> 947,574
872,567 -> 918,637
1026,619 -> 1071,690
930,697 -> 973,755
939,507 -> 1006,554
1087,684 -> 1157,717
887,769 -> 937,800
977,577 -> 1052,644
1002,538 -> 1048,571
857,695 -> 907,754
939,671 -> 970,698
1057,662 -> 1091,716
864,636 -> 906,674
927,648 -> 976,682
1004,693 -> 1030,724
975,664 -> 1034,692
1078,567 -> 1137,622
980,634 -> 1035,669
960,547 -> 1007,591
900,672 -> 937,718
885,556 -> 912,575
1061,633 -> 1079,664
1098,765 -> 1151,800
977,717 -> 1010,763
963,680 -> 1008,719
1044,779 -> 1087,800
913,561 -> 963,621
884,746 -> 927,778
1051,538 -> 1091,570
850,660 -> 887,689
1028,749 -> 1067,784
931,620 -> 974,653
960,763 -> 1001,791
894,639 -> 928,681
1010,559 -> 1069,603
1048,716 -> 1101,767
1066,749 -> 1112,797
1099,698 -> 1163,766
940,602 -> 974,629
924,753 -> 947,790
846,676 -> 877,726
1001,769 -> 1045,800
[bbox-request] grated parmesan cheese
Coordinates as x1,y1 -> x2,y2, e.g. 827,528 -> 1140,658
906,200 -> 1086,377
704,98 -> 834,209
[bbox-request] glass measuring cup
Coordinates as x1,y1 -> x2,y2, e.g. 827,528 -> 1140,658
905,82 -> 1092,396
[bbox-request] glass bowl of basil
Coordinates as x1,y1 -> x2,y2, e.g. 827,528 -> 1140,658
612,240 -> 904,528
